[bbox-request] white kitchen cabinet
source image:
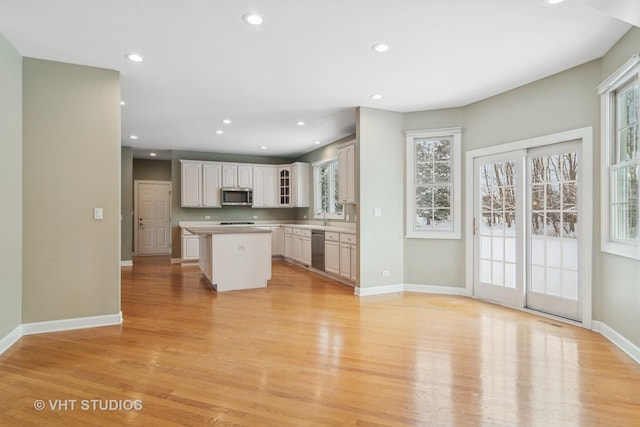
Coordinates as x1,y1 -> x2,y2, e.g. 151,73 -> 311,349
278,163 -> 309,207
181,228 -> 200,262
338,140 -> 356,204
339,233 -> 356,281
325,232 -> 340,275
222,163 -> 253,188
180,160 -> 222,208
181,160 -> 202,207
202,162 -> 222,207
271,226 -> 284,256
301,231 -> 311,266
284,227 -> 293,258
292,229 -> 302,261
253,165 -> 278,207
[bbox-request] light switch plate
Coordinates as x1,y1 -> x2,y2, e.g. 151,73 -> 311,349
373,208 -> 381,217
94,208 -> 103,220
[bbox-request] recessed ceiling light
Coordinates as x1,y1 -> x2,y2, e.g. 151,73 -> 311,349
222,119 -> 231,124
216,130 -> 224,135
120,101 -> 125,106
124,53 -> 144,63
260,146 -> 267,150
243,13 -> 263,25
314,141 -> 321,145
129,135 -> 138,140
372,43 -> 390,53
150,152 -> 157,157
543,0 -> 565,4
370,94 -> 383,100
296,121 -> 305,126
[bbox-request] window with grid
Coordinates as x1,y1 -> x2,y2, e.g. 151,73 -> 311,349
598,55 -> 640,259
405,128 -> 461,239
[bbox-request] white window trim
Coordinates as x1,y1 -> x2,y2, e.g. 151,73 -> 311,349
598,54 -> 640,260
405,127 -> 462,239
312,158 -> 344,220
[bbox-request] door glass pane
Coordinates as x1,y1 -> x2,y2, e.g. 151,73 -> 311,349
529,151 -> 579,302
479,160 -> 516,287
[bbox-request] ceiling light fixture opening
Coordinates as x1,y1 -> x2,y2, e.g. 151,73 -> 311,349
125,53 -> 144,62
150,152 -> 157,157
129,135 -> 138,140
372,43 -> 390,53
120,101 -> 125,106
296,121 -> 305,126
243,13 -> 263,25
222,119 -> 231,124
260,146 -> 267,150
216,130 -> 224,135
544,0 -> 565,5
314,141 -> 321,145
370,93 -> 383,100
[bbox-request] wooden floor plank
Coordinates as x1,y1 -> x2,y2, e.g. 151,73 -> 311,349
1,257 -> 639,425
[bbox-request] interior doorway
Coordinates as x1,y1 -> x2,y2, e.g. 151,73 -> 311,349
134,180 -> 172,256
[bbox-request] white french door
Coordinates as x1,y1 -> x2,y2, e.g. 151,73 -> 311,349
473,150 -> 525,308
526,142 -> 581,320
470,132 -> 590,323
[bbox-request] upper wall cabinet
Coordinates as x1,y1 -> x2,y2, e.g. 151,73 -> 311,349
278,163 -> 309,207
180,160 -> 222,208
222,163 -> 253,188
337,140 -> 356,204
253,165 -> 278,208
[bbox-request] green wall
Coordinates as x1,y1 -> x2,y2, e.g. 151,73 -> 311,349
295,134 -> 357,224
133,158 -> 172,181
0,34 -> 22,340
22,58 -> 121,322
121,147 -> 133,262
169,150 -> 301,259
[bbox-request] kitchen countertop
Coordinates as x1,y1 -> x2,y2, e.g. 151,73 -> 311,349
179,221 -> 356,234
184,226 -> 272,235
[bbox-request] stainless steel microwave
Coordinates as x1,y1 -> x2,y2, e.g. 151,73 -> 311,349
221,188 -> 253,206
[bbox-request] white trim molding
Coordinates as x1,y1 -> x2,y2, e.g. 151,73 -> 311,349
22,312 -> 123,335
121,260 -> 133,267
592,321 -> 640,365
0,325 -> 23,356
355,283 -> 466,297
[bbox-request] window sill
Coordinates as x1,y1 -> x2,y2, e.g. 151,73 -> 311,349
601,242 -> 640,261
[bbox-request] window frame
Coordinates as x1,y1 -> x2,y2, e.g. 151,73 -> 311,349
312,158 -> 344,220
405,127 -> 462,239
598,54 -> 640,260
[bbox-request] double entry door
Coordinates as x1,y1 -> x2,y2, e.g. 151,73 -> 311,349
472,140 -> 584,321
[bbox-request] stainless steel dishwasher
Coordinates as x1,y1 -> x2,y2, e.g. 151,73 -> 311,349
311,229 -> 325,270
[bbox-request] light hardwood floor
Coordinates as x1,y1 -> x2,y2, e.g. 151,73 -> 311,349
1,257 -> 639,426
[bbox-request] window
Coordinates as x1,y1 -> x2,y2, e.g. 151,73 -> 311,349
406,128 -> 461,239
313,159 -> 343,219
598,54 -> 640,259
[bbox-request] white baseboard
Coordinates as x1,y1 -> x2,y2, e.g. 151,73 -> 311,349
171,258 -> 182,264
22,312 -> 123,336
120,260 -> 133,267
592,321 -> 640,365
355,283 -> 466,297
0,325 -> 23,356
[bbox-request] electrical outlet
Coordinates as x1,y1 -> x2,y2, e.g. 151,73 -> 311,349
253,215 -> 258,219
382,270 -> 390,277
204,215 -> 211,220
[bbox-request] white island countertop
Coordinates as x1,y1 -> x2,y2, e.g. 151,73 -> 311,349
184,226 -> 272,235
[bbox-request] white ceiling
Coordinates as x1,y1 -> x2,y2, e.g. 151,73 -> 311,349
0,0 -> 633,158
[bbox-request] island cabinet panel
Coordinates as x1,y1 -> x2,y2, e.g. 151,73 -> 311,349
181,228 -> 200,262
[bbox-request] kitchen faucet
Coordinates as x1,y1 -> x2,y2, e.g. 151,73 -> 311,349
316,209 -> 329,226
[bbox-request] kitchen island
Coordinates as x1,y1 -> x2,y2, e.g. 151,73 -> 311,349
185,226 -> 272,292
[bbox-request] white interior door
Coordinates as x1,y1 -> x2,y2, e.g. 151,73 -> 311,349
137,181 -> 171,255
526,141 -> 581,321
473,150 -> 525,308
